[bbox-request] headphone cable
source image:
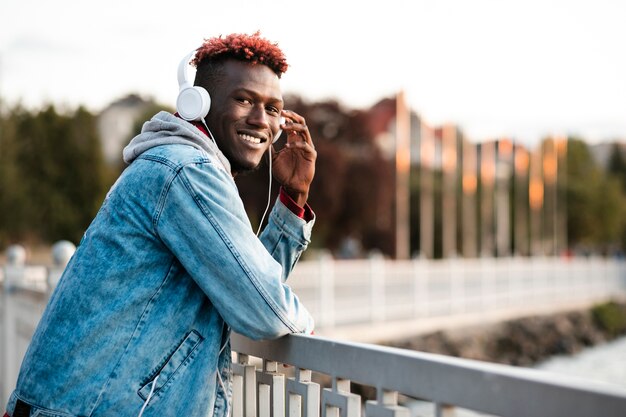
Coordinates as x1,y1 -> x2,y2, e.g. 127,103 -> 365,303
256,147 -> 273,236
199,117 -> 272,237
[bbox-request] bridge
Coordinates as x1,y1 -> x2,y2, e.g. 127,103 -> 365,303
288,252 -> 626,342
2,242 -> 626,416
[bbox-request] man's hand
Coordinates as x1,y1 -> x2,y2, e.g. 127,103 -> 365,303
271,110 -> 316,207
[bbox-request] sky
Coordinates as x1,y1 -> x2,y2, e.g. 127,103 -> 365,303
1,0 -> 624,146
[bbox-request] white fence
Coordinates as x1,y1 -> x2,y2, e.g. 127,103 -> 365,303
288,254 -> 626,339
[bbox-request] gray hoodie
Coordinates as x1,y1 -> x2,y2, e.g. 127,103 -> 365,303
123,111 -> 231,174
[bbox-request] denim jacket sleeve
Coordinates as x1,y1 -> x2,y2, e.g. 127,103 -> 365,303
258,195 -> 315,282
155,161 -> 315,340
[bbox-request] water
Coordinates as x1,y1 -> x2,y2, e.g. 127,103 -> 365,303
406,336 -> 626,417
535,335 -> 626,390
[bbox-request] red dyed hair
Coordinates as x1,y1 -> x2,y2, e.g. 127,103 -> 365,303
192,31 -> 288,77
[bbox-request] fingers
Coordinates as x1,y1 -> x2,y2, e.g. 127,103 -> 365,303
271,140 -> 317,163
284,140 -> 315,152
282,109 -> 306,125
281,110 -> 314,148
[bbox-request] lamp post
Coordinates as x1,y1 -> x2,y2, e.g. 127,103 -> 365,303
480,141 -> 496,257
395,91 -> 411,260
420,122 -> 435,259
462,139 -> 477,258
442,124 -> 457,258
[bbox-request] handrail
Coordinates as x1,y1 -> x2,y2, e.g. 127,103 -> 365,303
231,333 -> 626,417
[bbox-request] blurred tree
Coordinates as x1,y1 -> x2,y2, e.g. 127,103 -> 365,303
593,176 -> 624,250
566,138 -> 625,253
62,106 -> 113,238
606,142 -> 626,251
0,105 -> 30,244
607,142 -> 626,192
5,95 -> 623,258
0,104 -> 111,246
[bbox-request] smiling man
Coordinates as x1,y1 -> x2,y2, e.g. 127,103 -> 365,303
5,33 -> 316,417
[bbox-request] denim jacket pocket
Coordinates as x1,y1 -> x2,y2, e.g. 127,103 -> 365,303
137,329 -> 204,400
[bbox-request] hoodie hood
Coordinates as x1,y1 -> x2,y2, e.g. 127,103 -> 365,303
122,111 -> 231,174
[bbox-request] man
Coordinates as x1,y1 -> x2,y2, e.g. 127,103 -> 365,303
5,32 -> 315,417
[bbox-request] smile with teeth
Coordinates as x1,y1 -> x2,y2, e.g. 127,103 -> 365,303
238,133 -> 265,144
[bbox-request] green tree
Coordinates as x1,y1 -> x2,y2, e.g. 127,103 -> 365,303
0,105 -> 30,244
607,142 -> 626,192
61,106 -> 112,239
566,138 -> 625,253
0,104 -> 111,246
606,142 -> 626,250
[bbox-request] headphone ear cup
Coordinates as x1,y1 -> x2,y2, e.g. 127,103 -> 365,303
273,116 -> 286,143
176,86 -> 211,121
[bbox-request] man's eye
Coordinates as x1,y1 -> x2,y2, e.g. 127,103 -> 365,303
237,98 -> 252,105
267,106 -> 280,114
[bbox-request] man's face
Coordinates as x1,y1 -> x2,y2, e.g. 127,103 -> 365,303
204,60 -> 283,174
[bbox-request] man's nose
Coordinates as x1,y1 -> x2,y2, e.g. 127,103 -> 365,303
247,106 -> 270,128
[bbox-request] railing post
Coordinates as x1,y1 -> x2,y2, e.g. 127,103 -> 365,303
321,378 -> 360,417
435,403 -> 456,417
495,257 -> 507,310
413,259 -> 429,318
2,245 -> 26,406
233,353 -> 257,417
365,389 -> 409,417
480,257 -> 491,311
449,258 -> 464,315
47,240 -> 76,294
504,258 -> 512,308
567,257 -> 575,301
257,360 -> 285,417
602,257 -> 611,299
369,252 -> 385,324
286,368 -> 320,417
319,253 -> 335,329
548,256 -> 556,302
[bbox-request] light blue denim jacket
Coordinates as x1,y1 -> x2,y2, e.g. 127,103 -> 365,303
7,111 -> 315,417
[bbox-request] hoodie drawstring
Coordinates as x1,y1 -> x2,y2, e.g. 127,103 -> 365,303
137,374 -> 159,417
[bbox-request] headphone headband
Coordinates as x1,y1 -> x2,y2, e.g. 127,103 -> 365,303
177,50 -> 196,89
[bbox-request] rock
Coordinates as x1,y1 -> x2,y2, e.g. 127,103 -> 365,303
385,300 -> 626,367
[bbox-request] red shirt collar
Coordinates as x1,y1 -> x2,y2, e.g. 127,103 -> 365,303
174,112 -> 209,138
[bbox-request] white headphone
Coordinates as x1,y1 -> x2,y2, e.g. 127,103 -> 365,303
176,51 -> 211,122
176,50 -> 284,143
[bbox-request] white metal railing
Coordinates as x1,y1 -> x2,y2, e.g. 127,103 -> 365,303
2,244 -> 626,415
0,242 -> 74,406
288,254 -> 626,335
230,333 -> 626,417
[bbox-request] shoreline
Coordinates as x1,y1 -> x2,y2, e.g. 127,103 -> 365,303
382,300 -> 626,367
